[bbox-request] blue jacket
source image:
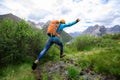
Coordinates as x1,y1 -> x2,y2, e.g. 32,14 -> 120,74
49,20 -> 77,42
57,20 -> 77,34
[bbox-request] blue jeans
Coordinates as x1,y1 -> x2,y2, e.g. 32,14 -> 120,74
37,37 -> 63,60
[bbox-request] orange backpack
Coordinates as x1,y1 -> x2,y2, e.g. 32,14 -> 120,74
47,20 -> 60,37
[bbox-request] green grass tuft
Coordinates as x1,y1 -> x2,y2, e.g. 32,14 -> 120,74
0,63 -> 35,80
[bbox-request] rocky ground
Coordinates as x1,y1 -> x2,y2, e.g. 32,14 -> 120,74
32,57 -> 117,80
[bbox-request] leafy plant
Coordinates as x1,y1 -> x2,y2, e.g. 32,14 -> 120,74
0,19 -> 46,67
67,66 -> 79,80
69,35 -> 96,51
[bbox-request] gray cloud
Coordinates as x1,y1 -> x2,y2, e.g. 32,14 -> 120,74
28,10 -> 52,21
0,0 -> 120,32
101,0 -> 109,4
56,0 -> 63,4
0,3 -> 11,13
58,7 -> 71,15
73,0 -> 83,3
94,0 -> 120,27
95,12 -> 120,27
61,8 -> 71,14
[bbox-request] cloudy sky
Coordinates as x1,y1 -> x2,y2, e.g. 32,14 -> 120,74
0,0 -> 120,33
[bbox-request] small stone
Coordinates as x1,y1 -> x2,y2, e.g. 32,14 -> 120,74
80,71 -> 85,75
90,71 -> 95,75
74,63 -> 78,66
85,69 -> 90,73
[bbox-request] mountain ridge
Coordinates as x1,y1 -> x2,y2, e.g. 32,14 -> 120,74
0,13 -> 21,22
81,24 -> 120,37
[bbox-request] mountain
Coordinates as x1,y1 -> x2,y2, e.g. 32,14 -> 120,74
27,20 -> 44,29
0,13 -> 21,22
69,31 -> 81,37
27,20 -> 37,28
37,22 -> 45,28
81,24 -> 120,37
82,25 -> 106,37
42,21 -> 73,43
0,13 -> 41,29
40,21 -> 50,33
107,25 -> 120,34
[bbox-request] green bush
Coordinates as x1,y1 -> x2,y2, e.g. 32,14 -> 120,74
96,38 -> 117,48
69,34 -> 120,76
69,35 -> 96,51
0,63 -> 35,80
94,49 -> 120,75
77,49 -> 120,76
102,33 -> 120,40
76,54 -> 91,69
67,66 -> 79,80
42,72 -> 49,80
68,34 -> 120,51
0,19 -> 46,67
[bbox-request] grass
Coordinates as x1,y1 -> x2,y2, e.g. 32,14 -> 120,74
76,47 -> 120,76
0,47 -> 119,80
67,66 -> 80,80
0,34 -> 120,80
0,63 -> 35,80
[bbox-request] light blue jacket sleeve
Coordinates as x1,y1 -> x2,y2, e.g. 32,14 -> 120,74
57,20 -> 77,32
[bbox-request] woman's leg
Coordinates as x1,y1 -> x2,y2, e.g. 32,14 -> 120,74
53,37 -> 65,58
32,38 -> 53,70
37,38 -> 53,60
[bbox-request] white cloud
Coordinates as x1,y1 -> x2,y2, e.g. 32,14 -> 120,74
0,0 -> 120,33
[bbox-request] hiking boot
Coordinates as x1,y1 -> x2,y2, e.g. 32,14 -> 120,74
32,62 -> 37,70
60,54 -> 66,58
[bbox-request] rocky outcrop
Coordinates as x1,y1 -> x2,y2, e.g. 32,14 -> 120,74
33,58 -> 117,80
81,24 -> 120,37
82,25 -> 106,37
107,25 -> 120,34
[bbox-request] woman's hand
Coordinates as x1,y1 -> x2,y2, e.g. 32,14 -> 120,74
76,18 -> 80,22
